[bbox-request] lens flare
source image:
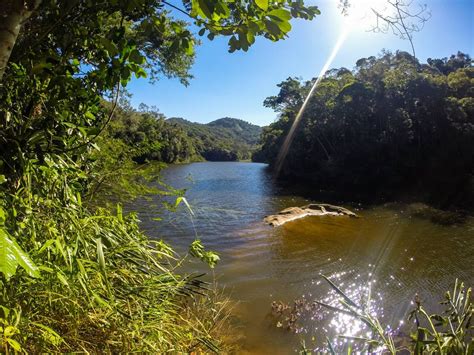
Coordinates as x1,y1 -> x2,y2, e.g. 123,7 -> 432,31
273,0 -> 390,175
274,27 -> 350,176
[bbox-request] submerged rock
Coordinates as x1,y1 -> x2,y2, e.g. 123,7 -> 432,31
405,202 -> 467,225
264,203 -> 359,227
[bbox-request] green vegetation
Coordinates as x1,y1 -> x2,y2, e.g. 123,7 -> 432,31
168,116 -> 263,161
0,0 -> 319,352
254,51 -> 473,208
102,104 -> 263,164
314,276 -> 473,354
0,0 -> 470,352
104,104 -> 200,164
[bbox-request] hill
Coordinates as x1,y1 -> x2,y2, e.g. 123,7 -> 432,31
207,117 -> 262,145
167,117 -> 262,161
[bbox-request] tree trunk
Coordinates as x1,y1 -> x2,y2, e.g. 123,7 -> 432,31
0,0 -> 41,81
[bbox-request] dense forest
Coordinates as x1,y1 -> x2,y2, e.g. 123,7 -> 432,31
253,51 -> 474,208
167,116 -> 262,161
104,104 -> 262,164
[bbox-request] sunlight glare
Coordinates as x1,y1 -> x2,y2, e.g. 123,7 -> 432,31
274,0 -> 388,176
274,27 -> 350,176
342,0 -> 386,30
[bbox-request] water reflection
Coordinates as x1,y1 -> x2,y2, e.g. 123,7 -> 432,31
126,162 -> 474,353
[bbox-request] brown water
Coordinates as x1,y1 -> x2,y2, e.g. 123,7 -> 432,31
129,162 -> 474,353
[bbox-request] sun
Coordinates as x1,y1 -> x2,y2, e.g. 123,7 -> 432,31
342,0 -> 387,30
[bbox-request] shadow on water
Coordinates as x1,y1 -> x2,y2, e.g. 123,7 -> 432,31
126,162 -> 474,353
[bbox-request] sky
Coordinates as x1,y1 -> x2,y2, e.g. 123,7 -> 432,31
127,0 -> 474,126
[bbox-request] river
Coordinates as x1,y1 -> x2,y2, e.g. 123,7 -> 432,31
128,162 -> 473,353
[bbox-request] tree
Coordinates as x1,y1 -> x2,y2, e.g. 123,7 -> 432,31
0,0 -> 41,80
0,0 -> 321,181
0,0 -> 320,79
254,51 -> 474,207
0,1 -> 323,351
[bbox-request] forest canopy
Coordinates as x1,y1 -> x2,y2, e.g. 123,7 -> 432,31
253,51 -> 474,208
103,105 -> 262,164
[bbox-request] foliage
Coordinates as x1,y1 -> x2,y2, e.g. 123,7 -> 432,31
0,169 -> 227,352
0,0 -> 319,352
0,202 -> 40,280
189,239 -> 220,268
104,104 -> 200,164
102,104 -> 263,164
184,0 -> 321,53
168,116 -> 263,161
254,51 -> 474,208
0,225 -> 40,281
208,117 -> 263,145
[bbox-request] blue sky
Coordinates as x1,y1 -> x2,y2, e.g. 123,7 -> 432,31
127,0 -> 473,126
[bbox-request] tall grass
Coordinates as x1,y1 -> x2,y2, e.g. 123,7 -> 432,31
0,153 -> 233,353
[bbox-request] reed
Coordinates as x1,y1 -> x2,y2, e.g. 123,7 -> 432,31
317,275 -> 473,354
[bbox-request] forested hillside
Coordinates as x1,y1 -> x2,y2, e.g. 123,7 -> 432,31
168,116 -> 262,161
104,105 -> 262,164
105,106 -> 199,164
253,51 -> 473,207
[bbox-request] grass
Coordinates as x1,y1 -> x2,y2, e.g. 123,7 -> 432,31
0,156 -> 235,353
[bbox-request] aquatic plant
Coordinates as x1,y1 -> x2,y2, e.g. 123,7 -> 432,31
317,276 -> 473,354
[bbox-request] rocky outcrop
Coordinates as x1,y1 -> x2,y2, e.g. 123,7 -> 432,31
264,203 -> 359,227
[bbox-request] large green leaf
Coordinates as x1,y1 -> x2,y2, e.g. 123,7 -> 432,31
0,229 -> 40,280
255,0 -> 268,11
268,9 -> 292,21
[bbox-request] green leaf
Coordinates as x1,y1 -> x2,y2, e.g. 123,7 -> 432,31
215,1 -> 230,18
255,0 -> 268,11
4,325 -> 17,337
7,339 -> 21,352
0,207 -> 5,225
56,271 -> 69,287
275,20 -> 291,33
175,196 -> 183,207
0,229 -> 40,280
247,31 -> 255,45
31,322 -> 64,346
129,49 -> 144,64
197,0 -> 214,19
264,20 -> 281,37
268,9 -> 292,21
189,239 -> 220,268
99,38 -> 118,56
